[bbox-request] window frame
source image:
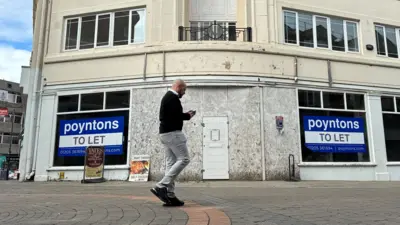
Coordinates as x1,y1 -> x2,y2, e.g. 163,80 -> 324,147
296,88 -> 372,165
63,17 -> 82,52
380,95 -> 400,162
374,24 -> 400,59
62,8 -> 146,52
94,13 -> 113,48
282,9 -> 360,54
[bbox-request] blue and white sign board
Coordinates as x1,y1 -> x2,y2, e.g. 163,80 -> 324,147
58,116 -> 124,156
303,116 -> 366,153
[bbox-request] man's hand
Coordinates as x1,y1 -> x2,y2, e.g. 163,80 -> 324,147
188,110 -> 196,118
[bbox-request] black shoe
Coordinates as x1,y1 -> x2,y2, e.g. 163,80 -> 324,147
150,187 -> 170,204
162,196 -> 184,207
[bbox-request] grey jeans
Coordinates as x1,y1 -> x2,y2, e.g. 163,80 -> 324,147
156,131 -> 190,198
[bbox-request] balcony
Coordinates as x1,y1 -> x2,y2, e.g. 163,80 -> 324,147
178,21 -> 252,42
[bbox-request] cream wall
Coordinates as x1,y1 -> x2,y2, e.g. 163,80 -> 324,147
41,0 -> 400,88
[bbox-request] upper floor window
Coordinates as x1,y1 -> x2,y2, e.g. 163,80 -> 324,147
375,25 -> 399,58
283,10 -> 359,53
64,8 -> 146,51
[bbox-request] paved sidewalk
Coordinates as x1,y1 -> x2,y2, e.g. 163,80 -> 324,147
0,181 -> 399,225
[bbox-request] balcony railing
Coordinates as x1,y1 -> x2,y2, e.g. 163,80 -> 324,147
178,21 -> 252,42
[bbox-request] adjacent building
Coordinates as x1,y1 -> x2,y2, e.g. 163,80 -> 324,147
0,79 -> 26,178
19,0 -> 400,182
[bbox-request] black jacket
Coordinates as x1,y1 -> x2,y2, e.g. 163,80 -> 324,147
159,91 -> 191,133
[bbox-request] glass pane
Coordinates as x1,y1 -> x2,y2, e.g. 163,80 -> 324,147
2,135 -> 11,144
96,14 -> 110,46
316,17 -> 329,48
331,18 -> 345,52
396,97 -> 400,112
80,93 -> 104,111
12,136 -> 19,145
284,11 -> 297,44
106,91 -> 130,109
346,93 -> 365,110
113,11 -> 129,46
16,95 -> 22,103
298,90 -> 321,108
298,13 -> 313,47
323,92 -> 345,109
14,116 -> 22,124
346,22 -> 359,52
79,15 -> 96,49
131,10 -> 145,43
375,26 -> 386,56
65,19 -> 79,50
383,114 -> 400,161
381,96 -> 395,112
7,93 -> 15,103
386,27 -> 398,58
58,95 -> 79,113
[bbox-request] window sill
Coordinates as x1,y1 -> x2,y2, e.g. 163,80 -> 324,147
298,163 -> 377,167
47,165 -> 129,171
386,162 -> 400,166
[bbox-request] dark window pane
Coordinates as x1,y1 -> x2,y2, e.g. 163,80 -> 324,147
14,116 -> 22,124
316,17 -> 329,48
16,95 -> 22,103
65,19 -> 79,50
58,95 -> 79,112
96,14 -> 110,46
12,136 -> 19,145
113,11 -> 129,46
80,93 -> 104,111
323,92 -> 345,109
346,22 -> 359,52
284,11 -> 297,44
298,13 -> 313,47
300,109 -> 370,162
80,15 -> 96,49
375,26 -> 386,56
53,111 -> 129,166
381,96 -> 395,112
331,18 -> 345,52
106,91 -> 130,109
298,90 -> 321,108
386,27 -> 398,58
396,98 -> 400,112
131,10 -> 145,43
346,93 -> 365,110
383,114 -> 400,161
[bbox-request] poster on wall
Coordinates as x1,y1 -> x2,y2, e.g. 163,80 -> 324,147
303,116 -> 366,153
82,146 -> 105,183
129,155 -> 150,182
58,116 -> 124,157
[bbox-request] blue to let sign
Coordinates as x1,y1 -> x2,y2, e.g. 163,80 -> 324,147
58,116 -> 124,157
303,116 -> 366,153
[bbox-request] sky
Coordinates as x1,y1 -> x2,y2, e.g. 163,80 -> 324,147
0,0 -> 33,83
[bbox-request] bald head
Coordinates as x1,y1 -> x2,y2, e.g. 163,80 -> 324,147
171,79 -> 187,98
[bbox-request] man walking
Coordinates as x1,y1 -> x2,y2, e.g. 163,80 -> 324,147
151,79 -> 195,207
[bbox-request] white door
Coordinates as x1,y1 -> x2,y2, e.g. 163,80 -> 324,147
202,116 -> 229,180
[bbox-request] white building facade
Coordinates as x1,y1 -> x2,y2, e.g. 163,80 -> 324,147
19,0 -> 400,182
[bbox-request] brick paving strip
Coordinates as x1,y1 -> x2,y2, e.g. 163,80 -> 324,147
96,194 -> 232,225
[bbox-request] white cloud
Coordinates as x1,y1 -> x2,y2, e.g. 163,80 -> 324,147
0,0 -> 33,43
0,45 -> 31,83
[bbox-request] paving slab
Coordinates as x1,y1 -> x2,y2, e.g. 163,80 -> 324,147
0,181 -> 399,225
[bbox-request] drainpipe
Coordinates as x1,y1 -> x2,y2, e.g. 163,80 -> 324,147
24,0 -> 49,181
259,86 -> 266,181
